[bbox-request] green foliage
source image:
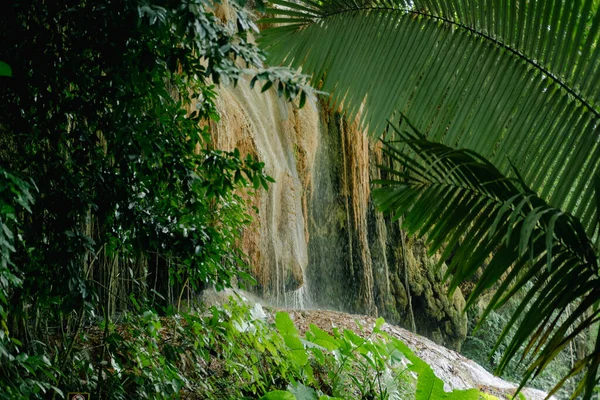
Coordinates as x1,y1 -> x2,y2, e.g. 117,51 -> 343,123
0,0 -> 316,397
262,391 -> 297,400
396,335 -> 479,400
118,300 -> 499,400
0,168 -> 34,323
261,309 -> 494,400
0,0 -> 313,316
47,297 -> 505,399
0,169 -> 57,399
259,0 -> 600,397
0,295 -> 501,399
373,118 -> 599,398
259,0 -> 600,239
461,295 -> 577,398
0,62 -> 11,77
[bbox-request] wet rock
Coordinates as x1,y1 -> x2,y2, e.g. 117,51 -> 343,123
215,83 -> 468,350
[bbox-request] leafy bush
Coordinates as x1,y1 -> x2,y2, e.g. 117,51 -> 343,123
0,0 -> 315,396
0,296 -> 505,399
61,299 -> 503,399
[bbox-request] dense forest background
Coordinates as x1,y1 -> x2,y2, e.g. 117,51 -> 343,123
0,1 -> 315,397
2,0 -> 600,399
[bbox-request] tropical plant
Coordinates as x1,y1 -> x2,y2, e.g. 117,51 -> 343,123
376,121 -> 598,398
262,310 -> 485,400
259,0 -> 600,398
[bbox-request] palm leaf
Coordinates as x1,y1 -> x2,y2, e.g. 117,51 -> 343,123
373,117 -> 599,399
259,0 -> 600,239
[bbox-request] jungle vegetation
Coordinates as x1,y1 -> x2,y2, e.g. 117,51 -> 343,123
0,0 -> 315,397
0,1 -> 472,399
1,0 -> 599,399
259,0 -> 600,398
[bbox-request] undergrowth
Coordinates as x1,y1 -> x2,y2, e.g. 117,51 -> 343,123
2,298 -> 508,399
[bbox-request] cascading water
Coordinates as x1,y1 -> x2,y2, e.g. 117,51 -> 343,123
213,81 -> 469,350
212,79 -> 317,307
269,258 -> 310,309
282,282 -> 309,310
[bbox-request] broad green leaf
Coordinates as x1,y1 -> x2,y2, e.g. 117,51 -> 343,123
261,390 -> 296,400
283,334 -> 308,366
479,394 -> 500,400
0,62 -> 11,77
412,363 -> 446,400
445,388 -> 481,400
374,316 -> 385,331
307,324 -> 339,350
343,328 -> 365,347
276,311 -> 298,336
288,382 -> 318,400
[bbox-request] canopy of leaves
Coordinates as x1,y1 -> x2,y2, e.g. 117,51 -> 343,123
375,118 -> 599,398
259,0 -> 600,243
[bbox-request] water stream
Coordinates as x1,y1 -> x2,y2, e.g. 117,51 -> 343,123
213,81 -> 468,351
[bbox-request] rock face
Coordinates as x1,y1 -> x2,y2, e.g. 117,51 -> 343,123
213,82 -> 319,308
213,83 -> 468,350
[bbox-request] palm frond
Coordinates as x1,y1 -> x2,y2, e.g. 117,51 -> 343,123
373,117 -> 599,399
259,0 -> 600,238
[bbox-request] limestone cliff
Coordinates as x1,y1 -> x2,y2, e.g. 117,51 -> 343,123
213,83 -> 468,350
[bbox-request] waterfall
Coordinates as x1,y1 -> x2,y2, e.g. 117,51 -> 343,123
213,81 -> 468,350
